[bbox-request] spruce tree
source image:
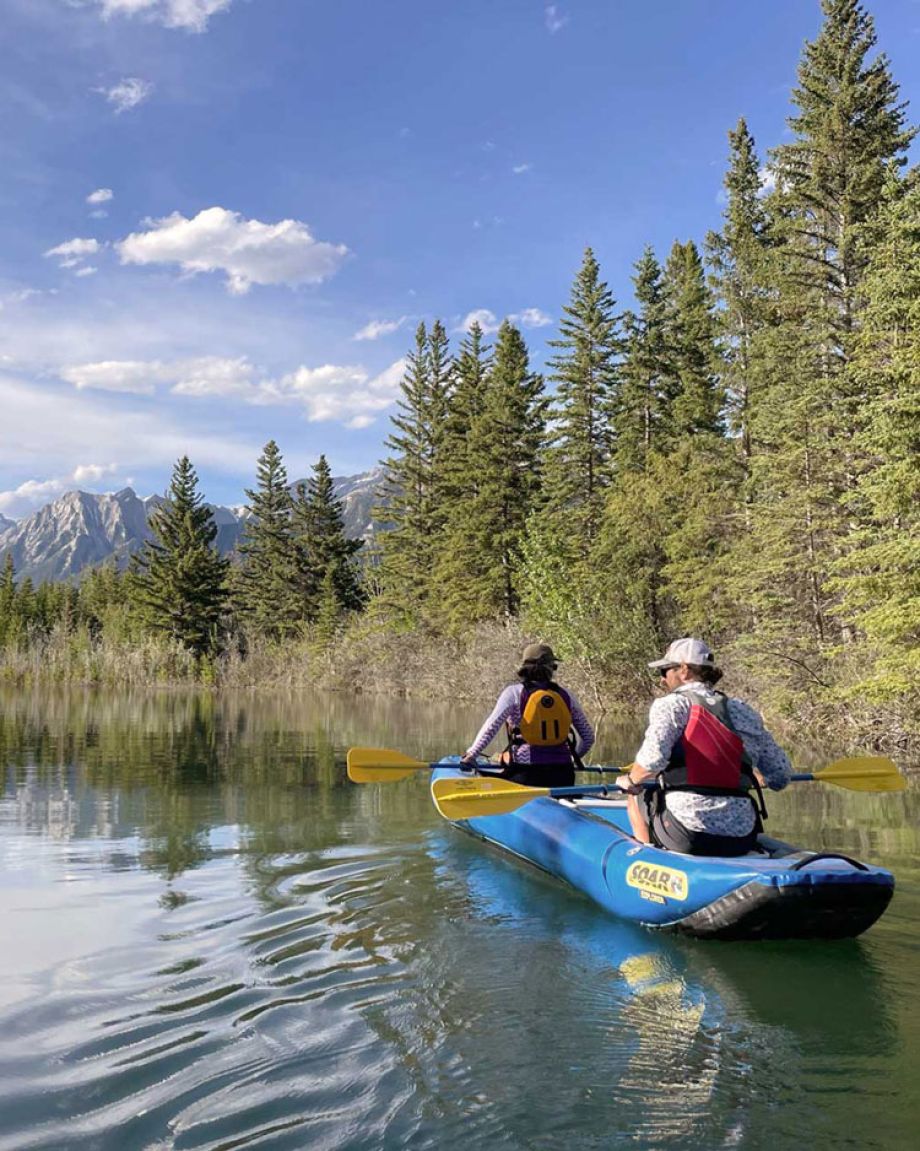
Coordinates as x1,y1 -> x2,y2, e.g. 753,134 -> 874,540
0,554 -> 15,647
741,0 -> 916,648
436,321 -> 546,628
663,240 -> 722,438
706,118 -> 772,469
614,246 -> 672,473
375,322 -> 446,623
832,169 -> 920,698
291,454 -> 363,619
427,321 -> 493,629
236,440 -> 300,640
545,247 -> 622,550
133,456 -> 229,658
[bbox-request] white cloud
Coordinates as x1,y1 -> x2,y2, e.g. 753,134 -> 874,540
92,1 -> 234,32
43,237 -> 101,270
512,163 -> 533,175
0,288 -> 44,310
87,188 -> 114,205
545,4 -> 567,34
99,77 -> 153,114
257,359 -> 405,428
0,462 -> 119,516
458,308 -> 500,334
457,307 -> 553,335
169,356 -> 262,398
758,165 -> 778,196
75,266 -> 98,278
117,206 -> 349,295
0,373 -> 259,515
353,316 -> 408,341
58,354 -> 406,428
513,307 -> 552,328
61,361 -> 163,394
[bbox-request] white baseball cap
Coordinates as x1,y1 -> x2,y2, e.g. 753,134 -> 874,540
648,637 -> 716,670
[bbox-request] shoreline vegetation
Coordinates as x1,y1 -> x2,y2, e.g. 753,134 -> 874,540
1,2 -> 917,757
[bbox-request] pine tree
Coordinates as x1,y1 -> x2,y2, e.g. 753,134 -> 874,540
437,321 -> 547,627
663,240 -> 722,437
832,169 -> 920,698
133,456 -> 229,658
375,322 -> 445,623
741,0 -> 916,648
545,247 -> 622,549
706,117 -> 773,469
291,454 -> 363,619
427,321 -> 493,629
236,440 -> 300,640
614,246 -> 672,473
0,554 -> 15,647
773,0 -> 915,337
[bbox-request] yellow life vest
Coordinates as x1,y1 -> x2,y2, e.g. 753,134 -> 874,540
518,687 -> 573,747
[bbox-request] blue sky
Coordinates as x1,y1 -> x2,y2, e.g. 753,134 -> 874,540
1,0 -> 918,517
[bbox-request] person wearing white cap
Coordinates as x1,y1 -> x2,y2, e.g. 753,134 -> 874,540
615,637 -> 792,855
460,642 -> 595,788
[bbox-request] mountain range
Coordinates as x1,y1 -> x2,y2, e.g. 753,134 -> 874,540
0,467 -> 385,584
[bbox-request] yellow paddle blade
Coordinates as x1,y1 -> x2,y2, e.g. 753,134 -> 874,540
812,756 -> 906,792
347,747 -> 431,783
431,776 -> 551,820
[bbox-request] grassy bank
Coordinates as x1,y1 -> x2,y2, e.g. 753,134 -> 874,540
0,617 -> 915,759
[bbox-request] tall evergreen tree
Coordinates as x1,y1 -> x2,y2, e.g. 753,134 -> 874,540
0,554 -> 15,647
706,118 -> 772,470
614,246 -> 672,473
133,456 -> 229,658
428,321 -> 493,628
741,0 -> 916,647
545,247 -> 622,549
375,322 -> 443,623
292,454 -> 364,618
832,169 -> 920,698
438,321 -> 546,627
773,0 -> 915,337
236,440 -> 300,640
663,240 -> 723,437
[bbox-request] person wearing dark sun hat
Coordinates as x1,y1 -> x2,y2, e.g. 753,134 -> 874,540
616,637 -> 792,856
460,642 -> 595,788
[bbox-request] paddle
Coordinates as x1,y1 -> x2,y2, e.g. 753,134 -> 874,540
789,756 -> 905,792
430,755 -> 905,820
430,776 -> 624,820
346,746 -> 614,784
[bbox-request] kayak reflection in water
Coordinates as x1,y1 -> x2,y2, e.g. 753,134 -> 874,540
615,637 -> 792,856
460,642 -> 595,789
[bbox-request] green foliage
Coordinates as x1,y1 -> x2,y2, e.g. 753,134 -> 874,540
132,456 -> 230,658
545,247 -> 622,549
375,322 -> 443,625
292,453 -> 364,621
830,169 -> 920,699
235,440 -> 301,640
614,247 -> 672,473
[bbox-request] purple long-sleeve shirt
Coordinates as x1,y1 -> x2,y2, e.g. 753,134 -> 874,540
464,683 -> 595,763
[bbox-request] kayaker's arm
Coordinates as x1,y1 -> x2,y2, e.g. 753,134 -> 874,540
462,685 -> 520,762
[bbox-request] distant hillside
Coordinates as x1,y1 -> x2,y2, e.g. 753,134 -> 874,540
0,467 -> 385,583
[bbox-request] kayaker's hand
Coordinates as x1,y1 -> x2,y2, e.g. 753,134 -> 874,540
460,752 -> 478,770
615,774 -> 642,795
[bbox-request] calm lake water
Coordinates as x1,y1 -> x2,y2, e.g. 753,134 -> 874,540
1,687 -> 918,1151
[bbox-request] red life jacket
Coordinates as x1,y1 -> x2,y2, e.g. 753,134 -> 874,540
661,690 -> 757,796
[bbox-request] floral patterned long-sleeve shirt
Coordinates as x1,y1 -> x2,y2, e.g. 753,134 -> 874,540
464,683 -> 595,763
635,682 -> 792,836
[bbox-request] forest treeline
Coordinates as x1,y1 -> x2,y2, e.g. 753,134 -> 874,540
1,0 -> 917,742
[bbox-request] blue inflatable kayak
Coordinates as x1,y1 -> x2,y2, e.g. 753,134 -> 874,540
431,761 -> 894,940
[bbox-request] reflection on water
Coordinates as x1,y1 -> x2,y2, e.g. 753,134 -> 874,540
0,687 -> 917,1151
